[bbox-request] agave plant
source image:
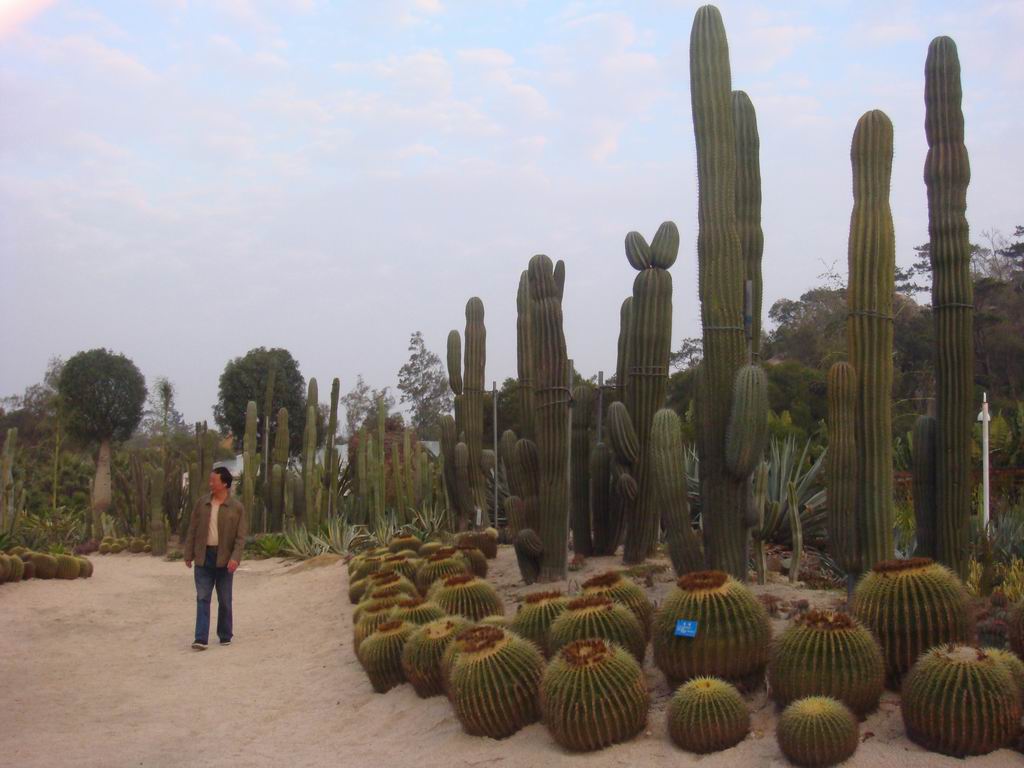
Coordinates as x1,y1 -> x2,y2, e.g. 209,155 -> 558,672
404,502 -> 452,543
283,522 -> 329,559
752,437 -> 827,547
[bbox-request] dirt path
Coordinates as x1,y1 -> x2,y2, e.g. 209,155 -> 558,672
2,549 -> 1020,767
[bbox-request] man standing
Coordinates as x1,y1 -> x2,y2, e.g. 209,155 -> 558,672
184,466 -> 247,650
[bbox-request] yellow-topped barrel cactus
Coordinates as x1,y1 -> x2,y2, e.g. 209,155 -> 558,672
581,571 -> 653,639
387,597 -> 446,626
401,616 -> 472,698
428,573 -> 504,621
548,595 -> 646,663
415,548 -> 470,594
667,676 -> 749,754
357,619 -> 416,693
776,696 -> 859,768
509,590 -> 569,656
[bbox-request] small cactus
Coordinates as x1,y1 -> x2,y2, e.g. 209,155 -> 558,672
353,602 -> 399,653
768,609 -> 884,715
427,573 -> 504,621
76,557 -> 94,578
415,549 -> 470,594
363,571 -> 419,601
509,590 -> 569,656
31,553 -> 58,579
581,570 -> 653,640
548,595 -> 646,663
901,645 -> 1021,756
667,677 -> 750,754
389,534 -> 422,554
378,553 -> 422,582
401,616 -> 473,698
55,554 -> 80,579
418,541 -> 444,558
387,597 -> 447,626
540,639 -> 648,752
357,619 -> 416,693
454,544 -> 488,578
776,696 -> 859,768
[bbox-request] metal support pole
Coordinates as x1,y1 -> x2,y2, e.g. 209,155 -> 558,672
596,370 -> 604,443
978,392 -> 991,528
492,380 -> 498,529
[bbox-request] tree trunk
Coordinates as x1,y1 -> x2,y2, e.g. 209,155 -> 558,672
93,439 -> 112,538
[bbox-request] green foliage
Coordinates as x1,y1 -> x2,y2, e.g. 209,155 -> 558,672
667,677 -> 749,754
396,331 -> 453,440
58,349 -> 146,443
250,533 -> 287,558
750,437 -> 827,549
776,697 -> 859,768
11,507 -> 85,551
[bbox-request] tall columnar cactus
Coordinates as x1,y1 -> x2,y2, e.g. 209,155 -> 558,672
732,89 -> 763,358
776,697 -> 860,768
462,297 -> 489,524
516,270 -> 536,442
303,402 -> 319,530
323,377 -> 340,520
269,407 -> 288,531
570,382 -> 595,556
667,677 -> 750,754
926,37 -> 973,576
848,109 -> 896,569
439,415 -> 460,519
589,442 -> 616,556
513,438 -> 540,533
650,410 -> 704,574
912,415 -> 938,558
826,362 -> 859,575
529,255 -> 570,581
149,466 -> 167,556
242,400 -> 257,530
691,6 -> 748,577
1,427 -> 17,531
724,364 -> 769,479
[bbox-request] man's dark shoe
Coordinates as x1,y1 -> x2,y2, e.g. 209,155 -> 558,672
220,639 -> 232,646
192,641 -> 208,651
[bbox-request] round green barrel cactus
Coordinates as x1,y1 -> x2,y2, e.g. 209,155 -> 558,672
110,542 -> 124,554
416,549 -> 470,594
55,554 -> 80,579
478,614 -> 510,629
777,697 -> 859,767
985,647 -> 1024,701
31,553 -> 58,579
901,645 -> 1021,756
667,677 -> 749,754
768,609 -> 884,715
427,573 -> 504,621
389,534 -> 422,554
22,560 -> 35,579
541,639 -> 648,752
851,557 -> 970,682
362,571 -> 418,601
0,554 -> 10,583
76,557 -> 94,578
129,538 -> 145,554
653,571 -> 770,688
548,595 -> 646,663
348,576 -> 369,604
6,554 -> 24,582
509,590 -> 569,656
357,619 -> 416,693
447,625 -> 545,739
351,554 -> 385,581
455,543 -> 488,578
387,597 -> 446,626
401,616 -> 472,698
418,541 -> 444,558
354,586 -> 409,623
378,553 -> 421,582
582,570 -> 653,639
98,543 -> 111,555
353,602 -> 400,653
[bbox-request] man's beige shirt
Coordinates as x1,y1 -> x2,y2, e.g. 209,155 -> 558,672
207,499 -> 221,546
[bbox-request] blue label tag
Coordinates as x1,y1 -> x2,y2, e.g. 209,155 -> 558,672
674,620 -> 698,638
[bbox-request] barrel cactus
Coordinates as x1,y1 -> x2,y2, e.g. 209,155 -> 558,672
418,541 -> 444,558
351,554 -> 385,581
985,647 -> 1024,701
540,639 -> 648,752
667,677 -> 750,754
401,616 -> 472,698
354,586 -> 411,623
387,597 -> 447,626
427,573 -> 504,621
98,543 -> 111,555
30,553 -> 58,579
454,543 -> 488,578
378,554 -> 421,582
509,590 -> 569,656
357,619 -> 416,693
416,549 -> 470,594
76,557 -> 94,578
768,609 -> 885,715
129,538 -> 145,554
1008,600 -> 1024,658
653,571 -> 771,688
852,557 -> 971,682
353,602 -> 400,653
548,595 -> 646,663
902,645 -> 1020,756
389,534 -> 422,554
363,571 -> 418,601
22,560 -> 35,579
776,697 -> 859,768
581,571 -> 653,639
447,625 -> 545,739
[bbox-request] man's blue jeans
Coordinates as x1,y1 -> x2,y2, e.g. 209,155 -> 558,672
194,546 -> 233,644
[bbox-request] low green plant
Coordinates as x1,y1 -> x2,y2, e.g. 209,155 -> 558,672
251,534 -> 287,558
283,522 -> 328,559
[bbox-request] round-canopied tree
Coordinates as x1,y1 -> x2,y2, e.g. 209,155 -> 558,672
58,349 -> 147,539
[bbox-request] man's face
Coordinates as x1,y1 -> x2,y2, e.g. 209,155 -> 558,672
208,471 -> 226,494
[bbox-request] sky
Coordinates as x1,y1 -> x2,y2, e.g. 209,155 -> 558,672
1,0 -> 1021,428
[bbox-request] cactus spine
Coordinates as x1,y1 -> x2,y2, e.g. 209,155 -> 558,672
570,382 -> 594,556
912,415 -> 938,558
691,6 -> 748,577
826,362 -> 859,574
925,37 -> 973,576
848,109 -> 896,569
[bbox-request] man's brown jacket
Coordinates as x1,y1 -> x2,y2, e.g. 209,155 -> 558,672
183,493 -> 247,567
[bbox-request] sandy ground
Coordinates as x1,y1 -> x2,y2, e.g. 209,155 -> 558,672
2,546 -> 1022,768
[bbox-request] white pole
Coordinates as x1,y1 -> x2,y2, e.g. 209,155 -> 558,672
980,392 -> 991,527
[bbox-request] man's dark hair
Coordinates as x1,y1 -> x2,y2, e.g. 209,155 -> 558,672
212,466 -> 233,488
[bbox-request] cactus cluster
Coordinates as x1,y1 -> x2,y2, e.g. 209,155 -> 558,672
509,590 -> 569,656
427,573 -> 504,621
776,697 -> 859,768
667,677 -> 749,754
357,619 -> 416,693
548,595 -> 646,663
401,616 -> 472,698
415,549 -> 470,594
581,571 -> 653,639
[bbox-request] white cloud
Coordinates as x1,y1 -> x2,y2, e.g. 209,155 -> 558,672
458,48 -> 515,68
396,143 -> 439,159
0,0 -> 55,40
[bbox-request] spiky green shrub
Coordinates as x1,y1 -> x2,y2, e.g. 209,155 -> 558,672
388,597 -> 446,626
901,645 -> 1021,756
31,553 -> 58,579
389,534 -> 422,554
852,557 -> 971,682
447,625 -> 545,739
455,544 -> 488,578
427,573 -> 504,621
653,571 -> 770,688
401,616 -> 473,698
509,590 -> 569,656
667,677 -> 749,754
777,697 -> 859,768
582,571 -> 653,639
548,595 -> 646,663
353,603 -> 399,653
76,557 -> 93,578
768,610 -> 884,715
357,619 -> 416,693
416,549 -> 470,594
541,639 -> 648,751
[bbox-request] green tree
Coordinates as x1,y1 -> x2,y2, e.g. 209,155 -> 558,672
214,347 -> 306,454
341,375 -> 394,438
396,331 -> 453,440
58,349 -> 147,538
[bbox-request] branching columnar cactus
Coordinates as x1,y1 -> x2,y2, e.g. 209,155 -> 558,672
653,571 -> 771,688
357,619 -> 416,693
581,571 -> 653,640
650,409 -> 704,574
901,645 -> 1021,756
322,377 -> 340,520
516,270 -> 536,442
848,109 -> 896,570
427,573 -> 504,621
826,362 -> 859,574
768,610 -> 884,715
401,616 -> 472,698
529,255 -> 570,581
732,89 -> 763,359
570,382 -> 595,556
925,37 -> 973,577
540,639 -> 649,752
269,407 -> 288,530
509,591 -> 569,656
852,558 -> 971,682
303,380 -> 319,530
691,6 -> 749,578
776,697 -> 860,768
548,595 -> 646,663
447,626 -> 545,739
667,676 -> 750,754
912,415 -> 938,558
724,364 -> 769,479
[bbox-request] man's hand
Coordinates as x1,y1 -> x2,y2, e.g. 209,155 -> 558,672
227,560 -> 239,574
185,560 -> 193,569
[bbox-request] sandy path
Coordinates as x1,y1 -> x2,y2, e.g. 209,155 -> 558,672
2,548 -> 1021,768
